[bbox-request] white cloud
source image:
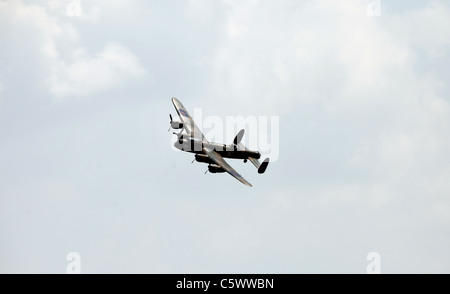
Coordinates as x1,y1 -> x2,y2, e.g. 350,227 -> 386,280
48,43 -> 147,98
0,0 -> 63,59
0,0 -> 147,99
386,1 -> 450,58
185,0 -> 215,23
204,0 -> 415,113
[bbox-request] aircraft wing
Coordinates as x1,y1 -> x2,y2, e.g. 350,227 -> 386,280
203,147 -> 252,187
172,97 -> 208,143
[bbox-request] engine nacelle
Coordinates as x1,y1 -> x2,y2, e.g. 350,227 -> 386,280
195,154 -> 215,164
175,136 -> 203,152
171,121 -> 184,130
208,164 -> 226,174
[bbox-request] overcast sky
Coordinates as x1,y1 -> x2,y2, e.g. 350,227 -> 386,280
1,0 -> 449,273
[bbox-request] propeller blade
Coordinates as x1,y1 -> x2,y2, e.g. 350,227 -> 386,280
168,114 -> 173,132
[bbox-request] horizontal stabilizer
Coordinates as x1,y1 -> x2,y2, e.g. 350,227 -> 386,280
258,158 -> 270,174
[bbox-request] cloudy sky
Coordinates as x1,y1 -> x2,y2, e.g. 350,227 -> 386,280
1,0 -> 449,273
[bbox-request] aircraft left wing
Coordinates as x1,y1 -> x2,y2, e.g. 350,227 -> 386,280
203,147 -> 252,187
172,97 -> 208,143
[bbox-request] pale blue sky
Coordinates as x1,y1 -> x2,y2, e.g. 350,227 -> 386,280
1,0 -> 449,273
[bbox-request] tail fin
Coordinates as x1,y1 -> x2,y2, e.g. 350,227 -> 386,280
233,129 -> 245,145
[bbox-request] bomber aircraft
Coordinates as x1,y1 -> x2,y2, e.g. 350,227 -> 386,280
169,98 -> 269,187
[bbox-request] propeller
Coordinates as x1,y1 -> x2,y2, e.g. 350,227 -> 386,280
168,114 -> 173,132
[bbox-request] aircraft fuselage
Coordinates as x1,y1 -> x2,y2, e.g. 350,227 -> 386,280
174,139 -> 261,160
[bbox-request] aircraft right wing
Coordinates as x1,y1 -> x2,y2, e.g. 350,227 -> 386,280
203,147 -> 253,187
